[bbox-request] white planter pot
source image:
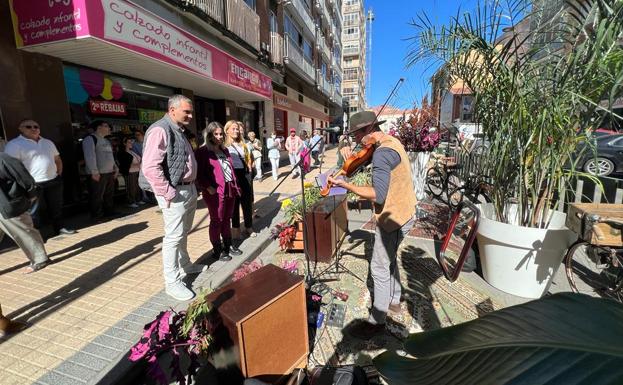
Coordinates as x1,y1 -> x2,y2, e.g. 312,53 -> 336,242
476,203 -> 577,298
408,151 -> 431,201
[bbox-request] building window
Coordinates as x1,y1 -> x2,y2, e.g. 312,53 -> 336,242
303,39 -> 313,61
269,10 -> 277,33
285,15 -> 301,42
244,0 -> 256,10
461,95 -> 474,121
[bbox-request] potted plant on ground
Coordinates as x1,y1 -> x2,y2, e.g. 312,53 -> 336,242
271,183 -> 323,251
409,0 -> 623,297
390,96 -> 441,200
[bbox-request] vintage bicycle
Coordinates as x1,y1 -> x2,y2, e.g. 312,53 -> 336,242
564,203 -> 623,303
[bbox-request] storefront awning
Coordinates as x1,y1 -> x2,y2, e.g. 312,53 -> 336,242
10,0 -> 272,102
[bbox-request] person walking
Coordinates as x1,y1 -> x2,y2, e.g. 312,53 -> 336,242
82,120 -> 118,222
195,122 -> 243,262
0,152 -> 49,274
140,95 -> 203,301
328,110 -> 416,339
266,132 -> 281,181
224,120 -> 255,240
5,119 -> 75,237
310,129 -> 324,166
285,128 -> 303,178
117,136 -> 143,208
247,131 -> 263,181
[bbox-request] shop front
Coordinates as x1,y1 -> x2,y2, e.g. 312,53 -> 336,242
273,91 -> 330,138
9,0 -> 274,203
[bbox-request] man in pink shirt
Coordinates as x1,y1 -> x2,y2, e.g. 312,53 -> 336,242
285,127 -> 303,178
140,95 -> 203,301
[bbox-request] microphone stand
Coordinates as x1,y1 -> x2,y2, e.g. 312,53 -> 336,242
269,133 -> 327,287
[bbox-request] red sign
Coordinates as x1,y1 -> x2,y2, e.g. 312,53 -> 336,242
89,100 -> 127,116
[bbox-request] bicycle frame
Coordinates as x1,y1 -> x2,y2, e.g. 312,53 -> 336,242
437,201 -> 481,282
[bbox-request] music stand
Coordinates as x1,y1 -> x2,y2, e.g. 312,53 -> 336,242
269,132 -> 327,286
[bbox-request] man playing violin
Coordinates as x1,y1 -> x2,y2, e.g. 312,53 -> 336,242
328,110 -> 417,339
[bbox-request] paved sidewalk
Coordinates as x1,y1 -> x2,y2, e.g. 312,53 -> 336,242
0,149 -> 340,385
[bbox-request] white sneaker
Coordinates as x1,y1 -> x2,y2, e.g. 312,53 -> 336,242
165,282 -> 195,301
180,264 -> 208,277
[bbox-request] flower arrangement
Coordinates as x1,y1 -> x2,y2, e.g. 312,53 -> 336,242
129,289 -> 217,385
232,261 -> 263,281
271,184 -> 323,250
391,96 -> 440,153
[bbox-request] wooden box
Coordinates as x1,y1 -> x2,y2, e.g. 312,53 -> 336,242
206,264 -> 308,380
304,195 -> 348,263
566,203 -> 623,246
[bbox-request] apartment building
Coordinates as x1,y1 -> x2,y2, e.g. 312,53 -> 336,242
341,0 -> 366,114
1,0 -> 343,201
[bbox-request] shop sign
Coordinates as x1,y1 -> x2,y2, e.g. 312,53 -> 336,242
10,0 -> 273,99
138,108 -> 165,124
10,0 -> 90,47
274,94 -> 292,109
89,100 -> 127,115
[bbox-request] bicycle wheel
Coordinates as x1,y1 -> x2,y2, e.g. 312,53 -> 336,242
447,186 -> 464,209
565,242 -> 623,302
426,167 -> 444,198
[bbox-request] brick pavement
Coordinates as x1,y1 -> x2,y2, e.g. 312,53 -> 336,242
0,149 -> 340,385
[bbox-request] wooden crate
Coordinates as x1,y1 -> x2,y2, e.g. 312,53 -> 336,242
566,203 -> 623,246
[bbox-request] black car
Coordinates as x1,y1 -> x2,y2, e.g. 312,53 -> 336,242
573,133 -> 623,177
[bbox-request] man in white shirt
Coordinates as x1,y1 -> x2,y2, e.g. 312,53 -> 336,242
5,119 -> 76,237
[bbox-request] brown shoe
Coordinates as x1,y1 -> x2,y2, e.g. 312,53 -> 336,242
348,320 -> 385,339
0,316 -> 28,337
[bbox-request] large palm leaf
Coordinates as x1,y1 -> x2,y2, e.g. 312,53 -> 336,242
373,293 -> 623,385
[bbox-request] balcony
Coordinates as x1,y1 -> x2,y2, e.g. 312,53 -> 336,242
284,36 -> 316,83
226,0 -> 260,51
284,0 -> 316,39
316,30 -> 331,60
332,87 -> 342,106
316,69 -> 333,97
184,0 -> 224,24
343,45 -> 360,56
270,32 -> 283,65
184,0 -> 259,51
342,33 -> 360,43
315,0 -> 332,28
332,55 -> 342,73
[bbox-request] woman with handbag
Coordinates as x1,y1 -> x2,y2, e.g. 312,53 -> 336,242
247,131 -> 263,181
225,120 -> 256,239
195,122 -> 243,261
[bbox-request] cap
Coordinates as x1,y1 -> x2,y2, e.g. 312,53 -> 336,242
289,128 -> 296,133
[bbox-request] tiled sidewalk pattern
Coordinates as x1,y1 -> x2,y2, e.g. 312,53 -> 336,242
0,150 -> 339,385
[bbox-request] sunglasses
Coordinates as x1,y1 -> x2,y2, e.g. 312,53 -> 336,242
22,125 -> 40,130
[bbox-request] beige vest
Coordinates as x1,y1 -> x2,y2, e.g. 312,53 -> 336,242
374,135 -> 417,232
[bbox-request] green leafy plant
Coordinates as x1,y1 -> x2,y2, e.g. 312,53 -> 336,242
280,185 -> 323,225
373,293 -> 623,384
347,168 -> 372,202
409,0 -> 623,227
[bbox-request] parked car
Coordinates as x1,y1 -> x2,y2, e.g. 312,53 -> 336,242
572,133 -> 623,177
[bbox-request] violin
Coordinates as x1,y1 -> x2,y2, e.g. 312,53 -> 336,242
320,136 -> 377,197
320,78 -> 404,197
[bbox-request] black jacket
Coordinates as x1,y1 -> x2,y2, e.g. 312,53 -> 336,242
0,152 -> 37,218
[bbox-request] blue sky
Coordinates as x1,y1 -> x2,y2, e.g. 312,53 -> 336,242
365,0 -> 476,109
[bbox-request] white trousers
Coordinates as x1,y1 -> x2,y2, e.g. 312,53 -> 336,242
270,158 -> 280,180
288,153 -> 300,175
0,210 -> 47,266
155,185 -> 198,285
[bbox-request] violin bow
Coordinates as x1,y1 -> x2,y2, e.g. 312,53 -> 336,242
349,77 -> 405,135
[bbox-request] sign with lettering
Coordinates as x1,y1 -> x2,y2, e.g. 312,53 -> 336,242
137,108 -> 165,124
9,0 -> 272,99
10,0 -> 90,47
89,100 -> 127,115
101,0 -> 212,78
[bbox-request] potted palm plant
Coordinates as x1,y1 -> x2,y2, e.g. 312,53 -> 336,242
409,0 -> 623,297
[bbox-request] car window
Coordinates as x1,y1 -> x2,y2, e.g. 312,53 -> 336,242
609,137 -> 623,147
